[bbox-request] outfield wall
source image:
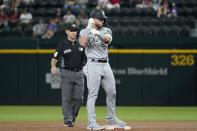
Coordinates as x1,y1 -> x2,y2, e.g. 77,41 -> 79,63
0,37 -> 197,105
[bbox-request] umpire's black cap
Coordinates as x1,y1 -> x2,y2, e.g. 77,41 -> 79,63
90,9 -> 108,20
65,23 -> 79,31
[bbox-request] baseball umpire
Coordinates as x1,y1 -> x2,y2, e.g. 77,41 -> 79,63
79,9 -> 127,130
51,23 -> 87,127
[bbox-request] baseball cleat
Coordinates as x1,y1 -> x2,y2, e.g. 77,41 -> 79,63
86,123 -> 104,130
107,118 -> 127,126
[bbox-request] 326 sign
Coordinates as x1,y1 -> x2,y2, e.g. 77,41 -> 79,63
171,54 -> 195,66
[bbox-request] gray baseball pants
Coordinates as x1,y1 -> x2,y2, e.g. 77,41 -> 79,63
83,60 -> 116,126
61,69 -> 84,123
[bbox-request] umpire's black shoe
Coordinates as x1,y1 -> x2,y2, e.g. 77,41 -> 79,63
64,121 -> 74,127
67,121 -> 74,127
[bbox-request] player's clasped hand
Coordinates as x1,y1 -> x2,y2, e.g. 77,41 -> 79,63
102,34 -> 112,43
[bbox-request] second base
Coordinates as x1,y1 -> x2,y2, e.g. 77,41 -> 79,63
103,125 -> 131,130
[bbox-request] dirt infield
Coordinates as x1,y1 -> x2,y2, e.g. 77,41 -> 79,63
0,122 -> 197,131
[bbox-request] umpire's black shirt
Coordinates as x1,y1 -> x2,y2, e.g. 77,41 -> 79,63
53,39 -> 86,69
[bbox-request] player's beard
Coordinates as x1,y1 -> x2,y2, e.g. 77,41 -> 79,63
95,23 -> 103,30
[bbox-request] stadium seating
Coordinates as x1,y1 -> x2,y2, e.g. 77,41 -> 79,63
0,0 -> 196,37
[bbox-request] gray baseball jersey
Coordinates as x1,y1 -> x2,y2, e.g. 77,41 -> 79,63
79,27 -> 112,59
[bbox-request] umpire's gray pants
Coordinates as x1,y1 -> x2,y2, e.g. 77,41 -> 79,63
61,69 -> 84,123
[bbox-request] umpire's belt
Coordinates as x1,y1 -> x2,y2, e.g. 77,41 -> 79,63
91,58 -> 108,63
64,67 -> 82,72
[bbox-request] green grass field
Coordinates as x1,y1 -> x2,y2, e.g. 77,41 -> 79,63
0,106 -> 197,122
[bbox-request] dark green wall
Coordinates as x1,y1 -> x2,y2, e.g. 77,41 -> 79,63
0,37 -> 197,105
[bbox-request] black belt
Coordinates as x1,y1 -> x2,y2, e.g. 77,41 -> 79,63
64,67 -> 82,72
91,58 -> 108,63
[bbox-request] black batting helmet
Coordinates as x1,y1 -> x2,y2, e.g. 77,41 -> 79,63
90,9 -> 108,20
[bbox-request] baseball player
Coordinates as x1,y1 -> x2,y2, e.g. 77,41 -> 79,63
79,9 -> 127,130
